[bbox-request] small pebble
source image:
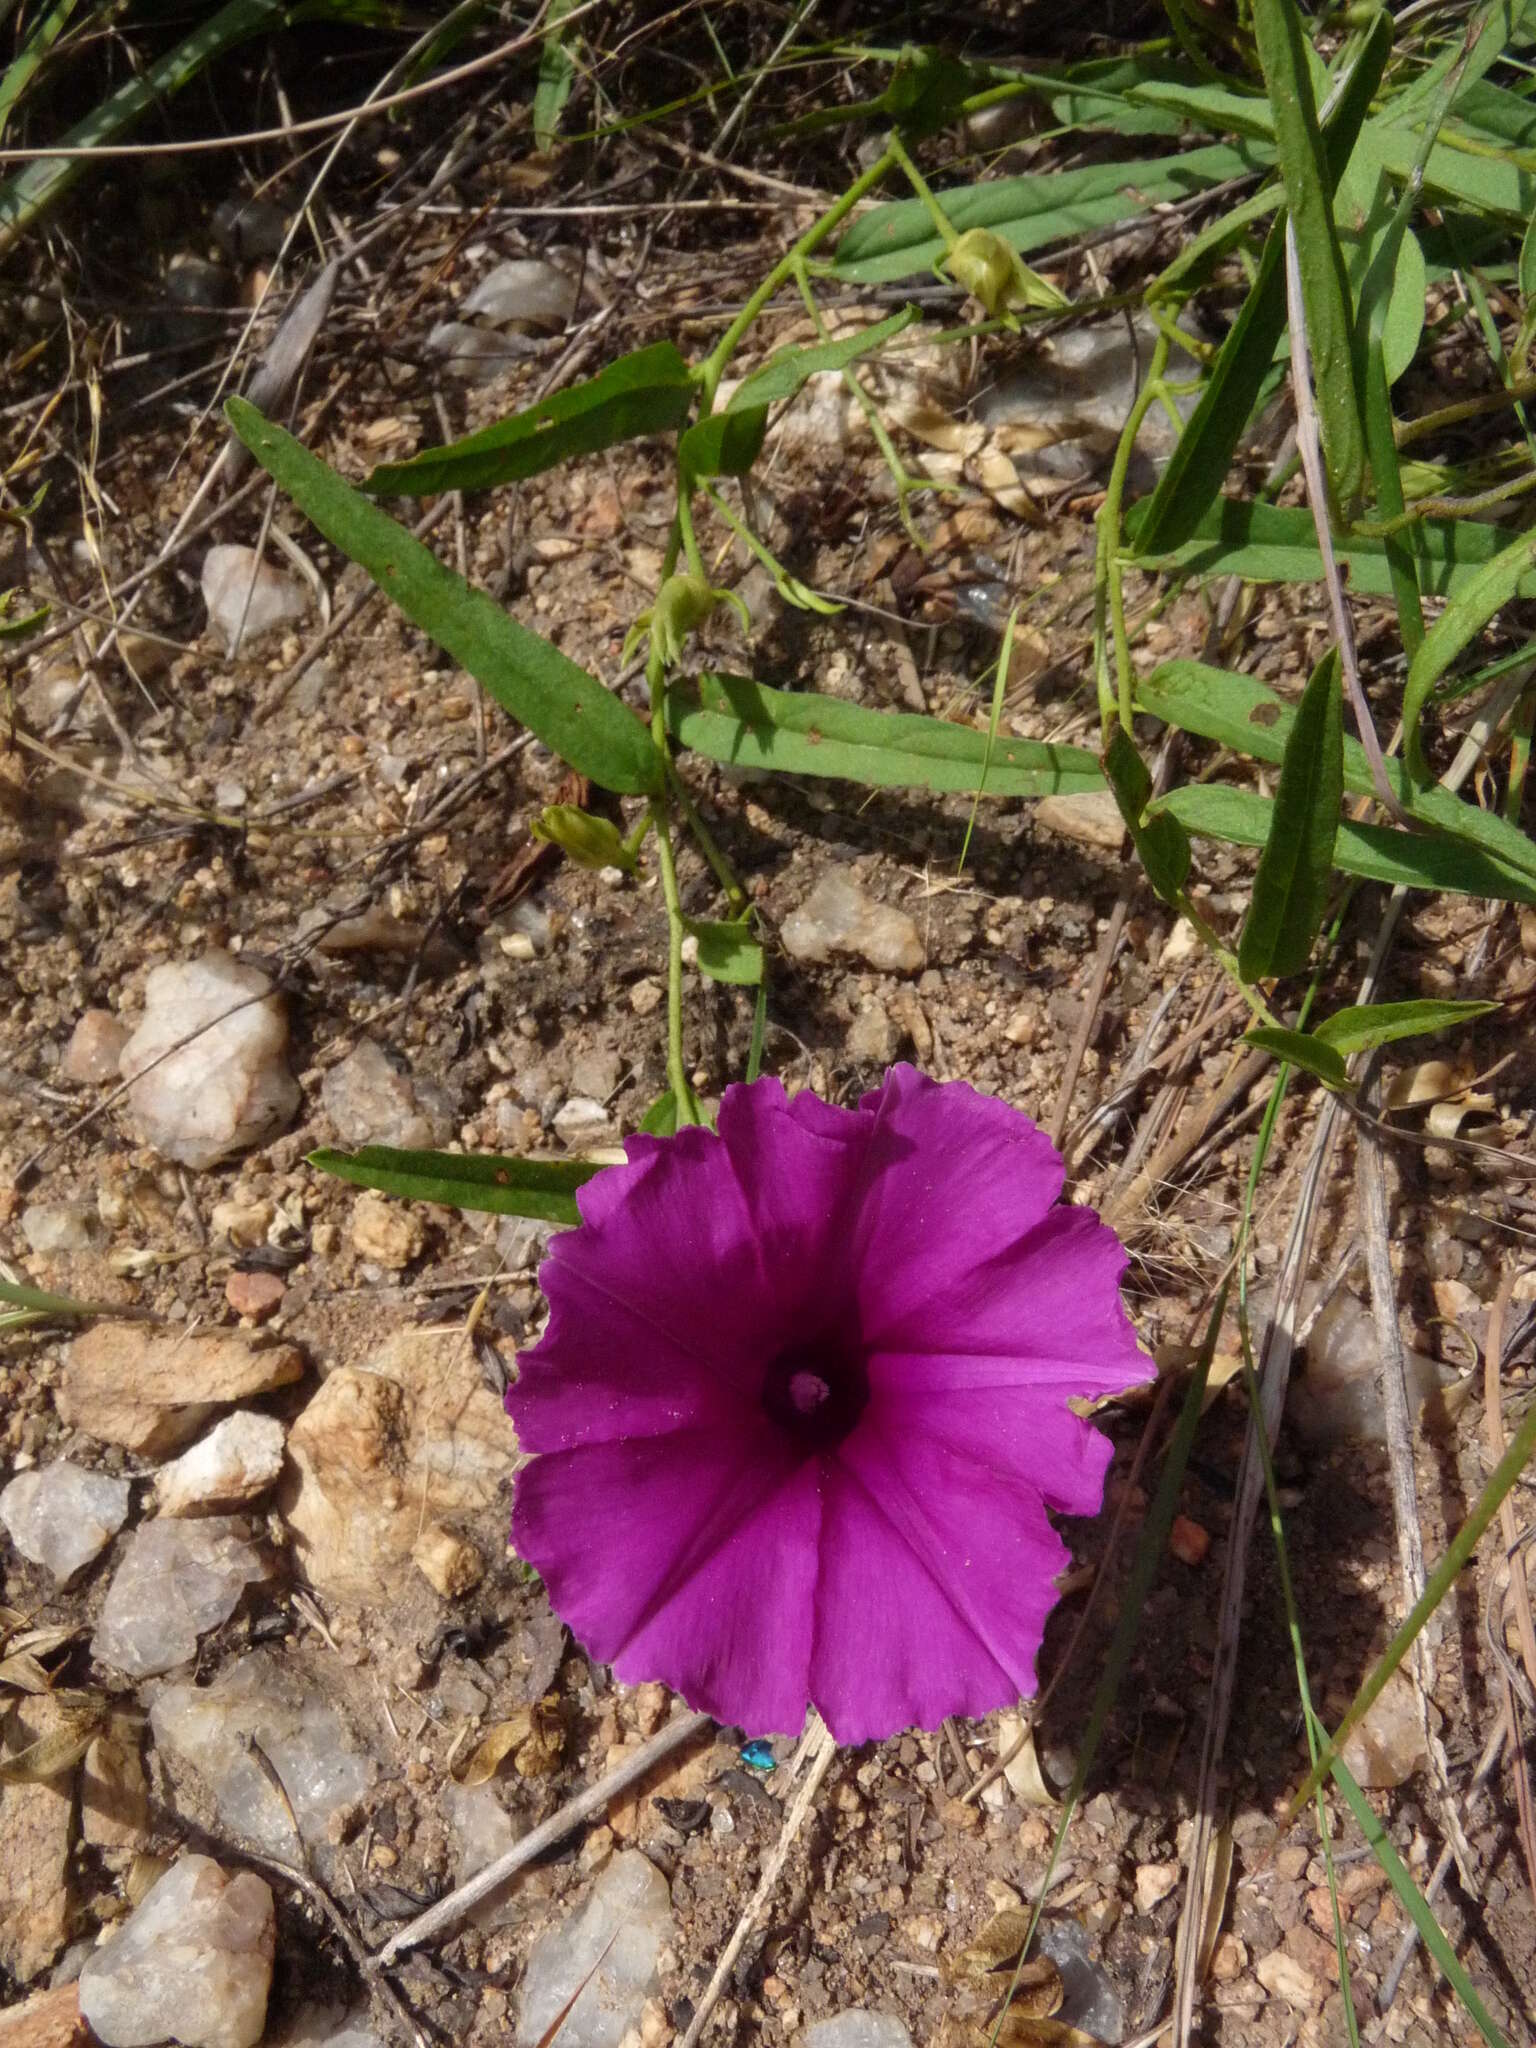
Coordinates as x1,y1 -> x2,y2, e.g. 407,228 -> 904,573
62,1010 -> 128,1084
225,1270 -> 285,1322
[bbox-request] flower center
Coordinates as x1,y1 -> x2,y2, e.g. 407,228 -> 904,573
761,1333 -> 868,1448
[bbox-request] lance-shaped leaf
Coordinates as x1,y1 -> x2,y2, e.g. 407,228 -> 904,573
226,399 -> 662,797
1155,784 -> 1536,906
1253,0 -> 1365,505
365,343 -> 696,496
669,672 -> 1103,797
1237,651 -> 1343,981
1242,1027 -> 1348,1087
1102,725 -> 1190,903
310,1147 -> 601,1223
1311,997 -> 1499,1055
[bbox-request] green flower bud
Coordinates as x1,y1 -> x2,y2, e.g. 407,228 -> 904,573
530,805 -> 636,872
945,229 -> 1069,322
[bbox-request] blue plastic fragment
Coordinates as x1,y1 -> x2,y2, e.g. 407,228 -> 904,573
740,1738 -> 776,1772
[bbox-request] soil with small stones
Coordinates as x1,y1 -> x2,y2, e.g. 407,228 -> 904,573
5,15 -> 1536,2048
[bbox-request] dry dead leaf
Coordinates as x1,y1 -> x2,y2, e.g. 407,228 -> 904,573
996,1711 -> 1059,1808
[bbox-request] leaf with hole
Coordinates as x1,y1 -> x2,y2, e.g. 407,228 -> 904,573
366,343 -> 695,496
227,399 -> 662,797
1136,661 -> 1536,885
1237,650 -> 1343,980
1126,497 -> 1536,600
309,1147 -> 598,1223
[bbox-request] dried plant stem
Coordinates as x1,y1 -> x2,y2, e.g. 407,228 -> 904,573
371,1711 -> 713,1965
1357,1058 -> 1477,1891
1283,222 -> 1405,821
1481,1276 -> 1536,1915
678,1718 -> 839,2048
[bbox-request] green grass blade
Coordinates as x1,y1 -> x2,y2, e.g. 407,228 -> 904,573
1324,1743 -> 1509,2047
957,605 -> 1016,876
1155,782 -> 1536,904
0,0 -> 81,141
366,343 -> 696,496
1253,0 -> 1365,504
669,671 -> 1105,797
1294,1370 -> 1536,1797
226,398 -> 662,797
309,1147 -> 599,1222
0,0 -> 290,258
533,0 -> 579,150
1237,650 -> 1343,979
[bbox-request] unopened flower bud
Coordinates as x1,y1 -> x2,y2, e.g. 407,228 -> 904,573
531,805 -> 635,871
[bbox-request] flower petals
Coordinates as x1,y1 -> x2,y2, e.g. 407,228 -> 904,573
849,1066 -> 1066,1339
513,1426 -> 820,1735
811,1423 -> 1067,1743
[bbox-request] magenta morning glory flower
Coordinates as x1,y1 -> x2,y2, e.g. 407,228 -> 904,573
507,1065 -> 1150,1744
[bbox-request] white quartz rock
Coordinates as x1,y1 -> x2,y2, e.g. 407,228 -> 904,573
92,1517 -> 270,1679
77,1855 -> 274,2048
154,1413 -> 285,1517
151,1652 -> 375,1856
120,952 -> 300,1168
516,1851 -> 673,2048
202,545 -> 308,653
0,1461 -> 130,1583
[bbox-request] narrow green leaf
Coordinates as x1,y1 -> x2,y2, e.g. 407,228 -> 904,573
1324,1749 -> 1509,2048
688,917 -> 764,985
0,0 -> 81,142
1403,526 -> 1536,782
532,0 -> 578,151
1242,1027 -> 1348,1086
1135,14 -> 1391,555
0,0 -> 288,257
309,1146 -> 599,1222
366,343 -> 695,496
1136,661 -> 1536,885
0,1277 -> 118,1319
225,399 -> 662,797
1126,496 -> 1536,600
1102,726 -> 1191,902
1252,0 -> 1365,503
1238,651 -> 1343,980
829,140 -> 1271,284
1311,996 -> 1499,1054
1155,782 -> 1536,905
669,672 -> 1104,797
729,306 -> 918,410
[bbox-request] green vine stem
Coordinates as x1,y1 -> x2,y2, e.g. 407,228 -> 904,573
1094,327 -> 1174,737
698,144 -> 900,408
